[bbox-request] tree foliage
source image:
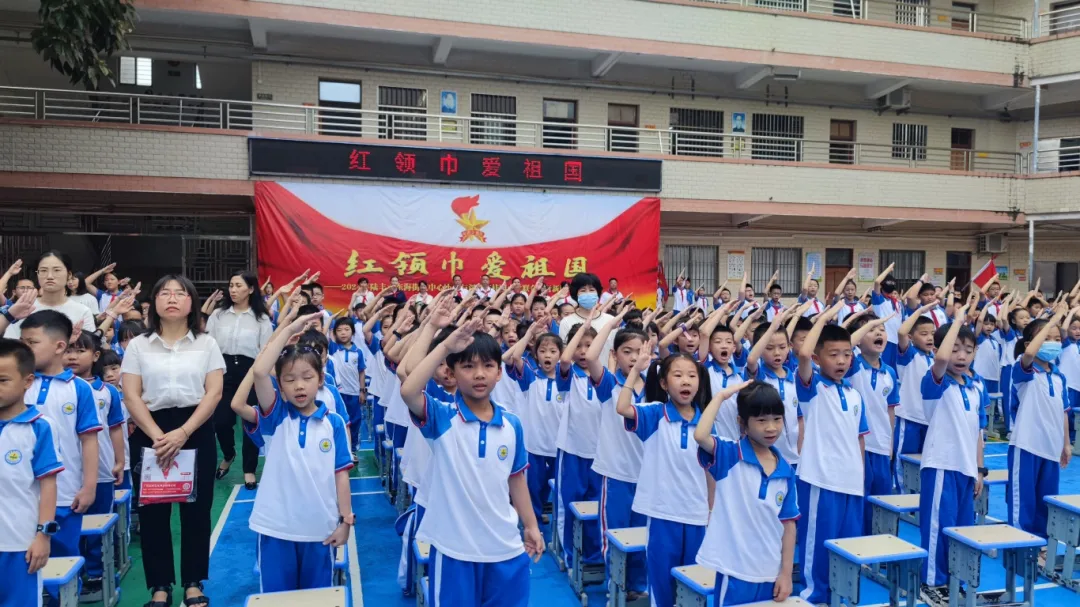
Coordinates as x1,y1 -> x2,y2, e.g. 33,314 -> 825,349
31,0 -> 138,90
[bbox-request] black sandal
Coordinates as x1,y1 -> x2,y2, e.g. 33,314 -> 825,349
143,586 -> 171,607
214,458 -> 234,480
182,581 -> 209,606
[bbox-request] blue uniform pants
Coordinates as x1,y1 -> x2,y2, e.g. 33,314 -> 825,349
118,470 -> 132,491
373,401 -> 385,464
341,393 -> 363,448
999,371 -> 1013,431
863,451 -> 893,535
601,476 -> 647,593
558,451 -> 602,566
258,534 -> 334,593
0,551 -> 41,607
1007,446 -> 1060,537
1070,390 -> 1079,444
83,481 -> 116,578
387,422 -> 407,449
428,547 -> 529,607
45,507 -> 83,600
796,480 -> 864,605
893,418 -> 927,491
526,453 -> 555,522
646,517 -> 706,607
920,468 -> 975,586
715,573 -> 776,606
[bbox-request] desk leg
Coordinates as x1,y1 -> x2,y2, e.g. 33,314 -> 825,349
871,507 -> 900,537
674,578 -> 707,607
828,551 -> 861,607
1073,410 -> 1080,454
571,518 -> 583,593
1003,547 -> 1038,607
116,500 -> 130,577
975,485 -> 988,524
947,541 -> 981,607
103,531 -> 118,607
610,548 -> 628,607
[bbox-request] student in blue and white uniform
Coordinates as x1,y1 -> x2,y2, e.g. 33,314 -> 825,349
909,282 -> 949,330
1061,312 -> 1080,444
329,317 -> 367,448
745,315 -> 801,470
763,284 -> 785,323
846,313 -> 899,532
695,380 -> 799,606
973,308 -> 1003,397
85,263 -> 123,316
919,308 -> 987,595
616,352 -> 713,607
795,303 -> 868,606
999,306 -> 1032,431
399,303 -> 543,607
833,273 -> 867,326
893,304 -> 940,491
671,277 -> 691,313
870,267 -> 904,369
695,320 -> 747,441
98,349 -> 130,489
1007,305 -> 1072,538
0,339 -> 64,607
798,271 -> 825,318
250,311 -> 354,593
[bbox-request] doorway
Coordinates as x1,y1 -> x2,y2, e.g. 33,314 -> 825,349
829,120 -> 856,164
946,251 -> 971,297
951,128 -> 974,171
825,248 -> 853,295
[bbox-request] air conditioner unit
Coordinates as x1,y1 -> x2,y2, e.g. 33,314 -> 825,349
876,88 -> 911,112
977,233 -> 1008,254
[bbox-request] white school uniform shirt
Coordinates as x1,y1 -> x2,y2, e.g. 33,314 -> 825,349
921,370 -> 986,479
871,292 -> 904,344
599,290 -> 624,306
555,365 -> 603,459
558,312 -> 617,362
0,407 -> 65,552
834,298 -> 866,326
627,401 -> 710,525
206,306 -> 274,359
403,381 -> 452,506
983,300 -> 1004,321
382,359 -> 411,427
350,290 -> 376,310
973,332 -> 1003,382
71,292 -> 100,315
591,369 -> 646,484
364,335 -> 384,400
3,298 -> 96,338
918,305 -> 950,330
410,292 -> 434,307
696,436 -> 799,583
96,290 -> 123,315
671,287 -> 691,313
763,302 -> 786,323
26,369 -> 101,507
738,300 -> 762,321
795,371 -> 869,496
998,329 -> 1019,372
88,378 -> 125,484
474,286 -> 496,300
328,342 -> 367,397
508,364 -> 564,457
414,393 -> 528,562
249,399 -> 352,542
896,345 -> 935,425
705,359 -> 745,441
120,332 -> 226,412
846,355 -> 899,457
799,296 -> 825,318
755,365 -> 801,465
1060,340 -> 1080,399
491,362 -> 522,416
1010,361 -> 1071,462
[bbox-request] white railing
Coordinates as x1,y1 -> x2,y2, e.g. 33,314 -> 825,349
0,85 -> 1023,173
685,0 -> 1029,37
1039,4 -> 1080,36
1033,144 -> 1080,173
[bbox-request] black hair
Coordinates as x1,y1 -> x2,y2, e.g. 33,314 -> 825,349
418,279 -> 428,289
94,349 -> 122,378
298,291 -> 312,305
558,303 -> 575,315
791,317 -> 813,336
934,323 -> 976,351
1007,307 -> 1030,331
485,308 -> 503,318
446,331 -> 503,368
430,326 -> 457,352
515,321 -> 531,341
302,282 -> 324,294
218,271 -> 270,321
0,338 -> 35,377
510,293 -> 527,304
145,275 -> 203,337
357,277 -> 369,285
623,308 -> 644,327
566,323 -> 598,343
116,320 -> 141,344
67,330 -> 98,353
532,332 -> 565,357
352,302 -> 365,314
849,312 -> 880,333
297,304 -> 321,318
274,344 -> 324,381
644,353 -> 711,411
880,275 -> 898,294
568,272 -> 603,300
710,323 -> 734,339
752,322 -> 786,345
911,316 -> 935,333
1015,318 -> 1052,359
918,282 -> 936,296
646,321 -> 661,337
531,296 -> 547,308
298,328 -> 330,357
844,279 -> 857,290
736,380 -> 786,422
720,287 -> 731,295
332,317 -> 356,338
983,313 -> 998,325
768,283 -> 783,292
815,324 -> 852,352
68,271 -> 90,296
21,310 -> 74,342
613,327 -> 648,351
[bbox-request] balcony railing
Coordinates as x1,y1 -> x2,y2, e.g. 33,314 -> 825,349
683,0 -> 1030,38
1039,4 -> 1080,36
1033,144 -> 1080,173
0,85 -> 1023,174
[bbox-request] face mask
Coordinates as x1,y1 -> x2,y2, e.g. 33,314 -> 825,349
577,293 -> 599,310
1037,342 -> 1062,362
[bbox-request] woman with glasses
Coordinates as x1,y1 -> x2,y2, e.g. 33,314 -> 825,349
2,251 -> 97,338
121,275 -> 225,607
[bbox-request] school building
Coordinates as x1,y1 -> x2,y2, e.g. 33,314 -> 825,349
1,0 -> 1080,298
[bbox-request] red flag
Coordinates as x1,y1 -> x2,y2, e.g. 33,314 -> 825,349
973,256 -> 997,290
657,260 -> 668,302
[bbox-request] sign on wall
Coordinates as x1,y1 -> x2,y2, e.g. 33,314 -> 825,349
440,91 -> 457,114
727,251 -> 745,280
857,252 -> 876,281
805,252 -> 822,279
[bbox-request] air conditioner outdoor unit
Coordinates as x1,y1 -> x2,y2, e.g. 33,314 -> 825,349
876,88 -> 911,112
977,233 -> 1008,254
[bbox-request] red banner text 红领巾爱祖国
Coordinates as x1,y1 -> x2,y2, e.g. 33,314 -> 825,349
254,182 -> 660,312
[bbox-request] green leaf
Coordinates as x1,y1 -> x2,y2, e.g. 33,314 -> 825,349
30,0 -> 137,91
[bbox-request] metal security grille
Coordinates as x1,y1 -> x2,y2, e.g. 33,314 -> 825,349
751,248 -> 802,296
880,250 -> 926,292
670,108 -> 724,157
317,80 -> 362,136
892,124 -> 928,160
470,94 -> 517,146
0,235 -> 47,268
1061,137 -> 1080,172
183,236 -> 252,293
378,86 -> 427,141
896,0 -> 930,26
754,0 -> 805,10
751,114 -> 804,161
664,245 -> 718,292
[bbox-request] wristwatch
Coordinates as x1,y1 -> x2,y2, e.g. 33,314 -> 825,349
1,308 -> 16,324
978,467 -> 989,477
339,513 -> 356,526
37,521 -> 59,536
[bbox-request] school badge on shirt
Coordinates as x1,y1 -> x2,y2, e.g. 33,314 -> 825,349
319,438 -> 333,453
497,445 -> 509,461
4,449 -> 22,465
98,398 -> 107,411
775,491 -> 785,507
62,402 -> 76,415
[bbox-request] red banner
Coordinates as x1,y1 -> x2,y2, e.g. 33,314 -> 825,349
255,182 -> 660,312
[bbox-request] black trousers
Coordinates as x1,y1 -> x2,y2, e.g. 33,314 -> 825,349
213,355 -> 259,475
130,406 -> 215,590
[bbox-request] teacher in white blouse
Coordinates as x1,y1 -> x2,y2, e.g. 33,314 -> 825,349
122,275 -> 225,607
206,271 -> 273,490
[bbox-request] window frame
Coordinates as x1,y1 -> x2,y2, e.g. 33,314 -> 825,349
751,247 -> 803,296
879,249 -> 926,293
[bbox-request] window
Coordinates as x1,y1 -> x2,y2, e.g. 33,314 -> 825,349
896,0 -> 930,27
470,94 -> 517,146
119,57 -> 152,87
751,114 -> 804,161
664,245 -> 718,292
754,0 -> 804,11
832,0 -> 861,18
670,108 -> 723,157
543,99 -> 578,149
751,248 -> 802,296
1048,1 -> 1080,34
318,80 -> 363,136
378,86 -> 427,141
892,124 -> 928,161
880,250 -> 926,292
607,104 -> 639,152
1060,137 -> 1080,173
951,2 -> 976,31
1034,262 -> 1079,294
829,120 -> 856,164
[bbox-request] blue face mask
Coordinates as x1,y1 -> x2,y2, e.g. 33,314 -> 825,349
577,292 -> 599,310
1037,342 -> 1062,362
